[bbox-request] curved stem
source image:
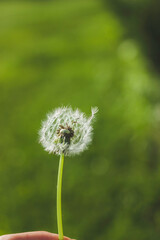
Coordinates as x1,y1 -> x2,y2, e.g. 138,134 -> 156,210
57,153 -> 64,240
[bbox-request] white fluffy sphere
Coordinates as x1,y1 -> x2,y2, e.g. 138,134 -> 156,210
39,106 -> 98,156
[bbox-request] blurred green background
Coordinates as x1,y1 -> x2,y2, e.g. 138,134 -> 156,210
1,0 -> 160,239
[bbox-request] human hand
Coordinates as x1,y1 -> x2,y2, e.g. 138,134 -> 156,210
0,231 -> 75,240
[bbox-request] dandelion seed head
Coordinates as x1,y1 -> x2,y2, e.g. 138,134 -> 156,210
39,106 -> 98,156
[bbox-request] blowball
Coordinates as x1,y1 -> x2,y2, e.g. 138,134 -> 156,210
39,106 -> 98,156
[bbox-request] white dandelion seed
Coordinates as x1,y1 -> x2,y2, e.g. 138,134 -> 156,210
39,106 -> 98,240
39,106 -> 98,156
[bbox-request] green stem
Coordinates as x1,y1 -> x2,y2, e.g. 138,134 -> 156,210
57,153 -> 64,240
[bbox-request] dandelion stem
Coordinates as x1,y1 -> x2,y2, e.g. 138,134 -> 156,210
57,153 -> 64,240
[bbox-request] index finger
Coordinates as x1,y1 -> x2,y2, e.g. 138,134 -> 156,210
0,231 -> 73,240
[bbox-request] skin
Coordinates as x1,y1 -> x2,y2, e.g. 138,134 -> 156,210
0,231 -> 74,240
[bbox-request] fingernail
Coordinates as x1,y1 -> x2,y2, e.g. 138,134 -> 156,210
0,236 -> 6,240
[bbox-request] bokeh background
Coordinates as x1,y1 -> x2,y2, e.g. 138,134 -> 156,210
0,0 -> 160,239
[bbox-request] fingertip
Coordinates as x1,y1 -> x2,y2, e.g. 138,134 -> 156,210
0,232 -> 74,240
